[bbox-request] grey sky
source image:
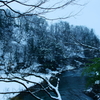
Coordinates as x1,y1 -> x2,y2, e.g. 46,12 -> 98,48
6,0 -> 100,38
47,0 -> 100,38
66,0 -> 100,38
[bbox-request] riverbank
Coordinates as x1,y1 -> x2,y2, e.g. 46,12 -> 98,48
11,67 -> 93,100
84,84 -> 100,100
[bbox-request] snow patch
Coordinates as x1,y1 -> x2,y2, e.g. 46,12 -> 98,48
25,62 -> 42,72
20,39 -> 27,45
86,88 -> 93,92
95,80 -> 100,84
0,71 -> 53,100
96,71 -> 99,76
65,65 -> 75,71
11,41 -> 18,44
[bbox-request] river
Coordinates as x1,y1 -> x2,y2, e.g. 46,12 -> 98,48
59,69 -> 93,100
15,68 -> 93,100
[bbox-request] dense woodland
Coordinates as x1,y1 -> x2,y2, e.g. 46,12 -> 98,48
0,9 -> 100,100
0,10 -> 100,73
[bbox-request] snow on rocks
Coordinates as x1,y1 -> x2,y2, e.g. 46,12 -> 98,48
65,65 -> 75,71
0,64 -> 62,100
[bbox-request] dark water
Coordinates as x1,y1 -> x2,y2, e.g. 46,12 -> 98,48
17,68 -> 93,100
59,69 -> 93,100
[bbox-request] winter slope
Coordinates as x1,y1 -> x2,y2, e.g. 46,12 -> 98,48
0,72 -> 53,100
0,64 -> 74,100
0,62 -> 52,100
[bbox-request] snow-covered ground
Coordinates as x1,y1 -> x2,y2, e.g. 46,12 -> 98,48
0,62 -> 57,100
0,62 -> 75,100
64,65 -> 75,71
0,72 -> 53,100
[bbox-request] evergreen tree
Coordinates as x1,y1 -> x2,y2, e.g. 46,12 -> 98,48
83,58 -> 100,86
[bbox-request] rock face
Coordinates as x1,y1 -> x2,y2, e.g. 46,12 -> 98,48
84,84 -> 100,100
93,84 -> 100,93
65,55 -> 91,70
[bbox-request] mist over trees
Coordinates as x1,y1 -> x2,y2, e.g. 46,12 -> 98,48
0,10 -> 100,73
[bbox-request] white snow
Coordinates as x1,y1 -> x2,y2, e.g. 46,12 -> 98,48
11,41 -> 18,44
0,72 -> 53,100
20,39 -> 27,45
65,65 -> 75,71
24,62 -> 42,72
96,71 -> 99,76
0,62 -> 63,100
95,80 -> 100,84
86,88 -> 92,92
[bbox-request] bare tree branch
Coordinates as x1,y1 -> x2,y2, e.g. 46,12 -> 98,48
69,33 -> 100,51
0,71 -> 62,100
0,0 -> 85,19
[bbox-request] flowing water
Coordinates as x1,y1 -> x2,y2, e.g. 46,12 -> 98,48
59,69 -> 93,100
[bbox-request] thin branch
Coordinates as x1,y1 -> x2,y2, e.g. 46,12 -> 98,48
14,0 -> 74,10
69,33 -> 100,51
0,71 -> 62,100
0,91 -> 26,94
0,0 -> 15,7
11,73 -> 61,99
1,1 -> 21,15
19,72 -> 62,100
0,0 -> 81,20
0,78 -> 42,100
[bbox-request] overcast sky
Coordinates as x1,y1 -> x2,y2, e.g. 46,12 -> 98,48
46,0 -> 100,38
66,0 -> 100,38
7,0 -> 100,38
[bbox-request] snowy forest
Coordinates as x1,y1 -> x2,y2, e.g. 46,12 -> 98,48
0,10 -> 100,73
0,9 -> 100,100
